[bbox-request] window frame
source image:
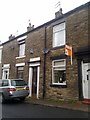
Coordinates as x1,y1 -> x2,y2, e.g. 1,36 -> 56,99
17,66 -> 24,79
53,22 -> 66,48
19,42 -> 25,57
52,59 -> 66,85
0,48 -> 2,64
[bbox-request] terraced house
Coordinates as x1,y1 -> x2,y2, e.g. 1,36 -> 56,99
0,43 -> 3,79
1,2 -> 90,103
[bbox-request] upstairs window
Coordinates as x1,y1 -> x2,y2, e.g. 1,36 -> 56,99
0,47 -> 2,63
18,40 -> 25,57
53,22 -> 65,47
52,59 -> 66,85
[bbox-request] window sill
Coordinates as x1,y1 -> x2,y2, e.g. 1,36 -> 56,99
50,84 -> 67,88
16,56 -> 25,59
51,45 -> 65,50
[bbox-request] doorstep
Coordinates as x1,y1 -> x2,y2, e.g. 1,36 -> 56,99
77,99 -> 90,105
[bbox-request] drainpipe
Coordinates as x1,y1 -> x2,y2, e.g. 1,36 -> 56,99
42,26 -> 47,99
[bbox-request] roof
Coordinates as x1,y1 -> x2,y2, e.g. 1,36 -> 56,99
2,1 -> 90,46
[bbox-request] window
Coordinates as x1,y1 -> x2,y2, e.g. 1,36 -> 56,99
11,80 -> 26,86
52,59 -> 66,85
0,81 -> 2,87
19,43 -> 25,57
2,80 -> 9,86
17,67 -> 24,79
53,22 -> 65,47
0,47 -> 2,63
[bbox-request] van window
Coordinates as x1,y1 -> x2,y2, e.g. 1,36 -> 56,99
11,80 -> 26,86
2,80 -> 9,86
0,81 -> 2,87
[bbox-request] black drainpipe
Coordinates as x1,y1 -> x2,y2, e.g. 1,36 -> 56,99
43,26 -> 47,99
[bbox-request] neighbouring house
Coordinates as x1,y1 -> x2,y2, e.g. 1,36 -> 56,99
1,2 -> 90,102
0,43 -> 3,79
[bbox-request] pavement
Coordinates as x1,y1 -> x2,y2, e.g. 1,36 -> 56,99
25,97 -> 90,113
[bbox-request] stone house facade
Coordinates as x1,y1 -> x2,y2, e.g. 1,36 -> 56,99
1,2 -> 90,101
0,45 -> 3,79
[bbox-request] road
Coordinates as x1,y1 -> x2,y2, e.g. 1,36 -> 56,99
0,100 -> 89,118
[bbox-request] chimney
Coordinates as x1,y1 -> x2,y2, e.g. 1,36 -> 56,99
55,8 -> 63,18
9,34 -> 15,40
27,22 -> 34,31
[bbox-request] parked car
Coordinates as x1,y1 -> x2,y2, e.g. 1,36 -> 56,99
0,79 -> 29,103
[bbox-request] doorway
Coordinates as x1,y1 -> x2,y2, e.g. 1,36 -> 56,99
28,62 -> 40,99
32,66 -> 38,97
2,64 -> 10,79
2,69 -> 9,79
82,62 -> 90,99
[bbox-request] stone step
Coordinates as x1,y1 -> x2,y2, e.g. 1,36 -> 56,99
77,99 -> 90,105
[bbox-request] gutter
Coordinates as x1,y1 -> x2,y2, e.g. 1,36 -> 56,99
42,26 -> 47,99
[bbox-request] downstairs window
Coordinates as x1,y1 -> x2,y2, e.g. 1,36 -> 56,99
52,59 -> 66,85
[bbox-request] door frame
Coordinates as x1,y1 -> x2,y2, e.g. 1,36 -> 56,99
2,64 -> 10,79
28,62 -> 40,99
82,61 -> 90,99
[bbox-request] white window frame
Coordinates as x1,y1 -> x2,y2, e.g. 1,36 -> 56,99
52,59 -> 66,85
53,22 -> 66,47
19,43 -> 25,57
0,46 -> 3,64
2,64 -> 10,79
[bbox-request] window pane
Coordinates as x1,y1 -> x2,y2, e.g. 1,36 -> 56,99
53,30 -> 65,47
54,60 -> 65,66
17,72 -> 23,79
53,70 -> 66,84
11,80 -> 26,86
2,80 -> 9,86
0,81 -> 2,87
0,49 -> 2,63
18,67 -> 24,71
53,23 -> 65,32
53,22 -> 65,47
54,32 -> 61,46
17,67 -> 24,79
19,43 -> 25,57
52,59 -> 66,85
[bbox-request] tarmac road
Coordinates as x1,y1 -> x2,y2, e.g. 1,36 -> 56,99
1,100 -> 89,119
